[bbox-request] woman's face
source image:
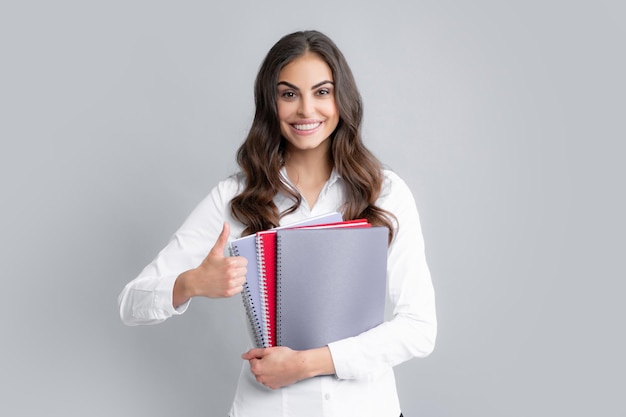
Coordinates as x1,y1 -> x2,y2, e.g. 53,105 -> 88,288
276,52 -> 339,153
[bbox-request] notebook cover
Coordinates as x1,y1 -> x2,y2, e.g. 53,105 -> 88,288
275,226 -> 388,350
256,230 -> 277,347
294,218 -> 370,230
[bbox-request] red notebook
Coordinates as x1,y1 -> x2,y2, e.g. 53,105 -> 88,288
255,219 -> 371,347
256,230 -> 278,347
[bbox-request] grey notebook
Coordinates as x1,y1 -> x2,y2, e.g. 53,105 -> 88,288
275,226 -> 388,350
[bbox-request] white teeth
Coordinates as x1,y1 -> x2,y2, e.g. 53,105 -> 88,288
293,122 -> 321,131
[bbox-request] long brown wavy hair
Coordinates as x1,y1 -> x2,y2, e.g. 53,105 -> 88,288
230,30 -> 396,241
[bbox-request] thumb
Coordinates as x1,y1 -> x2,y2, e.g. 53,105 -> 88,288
208,222 -> 230,257
241,348 -> 266,360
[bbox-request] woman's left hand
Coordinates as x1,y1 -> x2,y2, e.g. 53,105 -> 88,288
241,346 -> 308,389
242,345 -> 336,389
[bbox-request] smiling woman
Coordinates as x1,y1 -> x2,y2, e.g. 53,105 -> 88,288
118,30 -> 436,417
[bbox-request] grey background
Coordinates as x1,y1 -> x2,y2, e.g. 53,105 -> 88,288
1,1 -> 624,416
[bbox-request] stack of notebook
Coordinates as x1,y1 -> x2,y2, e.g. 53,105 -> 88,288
229,212 -> 388,350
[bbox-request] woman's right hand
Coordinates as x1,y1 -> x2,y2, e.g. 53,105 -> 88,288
172,222 -> 248,307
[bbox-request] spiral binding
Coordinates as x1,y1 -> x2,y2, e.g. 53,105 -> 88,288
256,233 -> 272,347
230,244 -> 264,348
275,234 -> 283,347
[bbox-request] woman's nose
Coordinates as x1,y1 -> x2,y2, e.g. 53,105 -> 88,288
297,95 -> 313,116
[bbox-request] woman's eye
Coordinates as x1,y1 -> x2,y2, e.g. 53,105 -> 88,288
281,91 -> 296,99
316,87 -> 334,97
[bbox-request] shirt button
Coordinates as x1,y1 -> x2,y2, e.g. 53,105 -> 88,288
324,393 -> 331,400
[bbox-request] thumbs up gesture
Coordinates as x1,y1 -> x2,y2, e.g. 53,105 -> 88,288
173,222 -> 248,307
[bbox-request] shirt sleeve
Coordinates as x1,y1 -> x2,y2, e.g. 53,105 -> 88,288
118,177 -> 240,326
327,171 -> 437,380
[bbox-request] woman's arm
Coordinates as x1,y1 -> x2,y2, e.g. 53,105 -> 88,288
327,171 -> 437,380
118,177 -> 245,326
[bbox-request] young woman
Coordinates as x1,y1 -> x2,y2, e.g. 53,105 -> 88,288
119,30 -> 436,417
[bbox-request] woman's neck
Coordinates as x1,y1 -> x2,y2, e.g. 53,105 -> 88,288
283,144 -> 333,208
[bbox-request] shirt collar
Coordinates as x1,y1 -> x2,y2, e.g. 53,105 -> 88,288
279,166 -> 342,188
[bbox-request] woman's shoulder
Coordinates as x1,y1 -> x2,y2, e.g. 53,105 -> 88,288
200,172 -> 246,207
382,168 -> 401,181
378,168 -> 417,206
215,171 -> 245,192
381,168 -> 410,192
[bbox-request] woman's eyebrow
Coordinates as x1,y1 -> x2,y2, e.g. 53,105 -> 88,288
311,80 -> 334,89
277,80 -> 334,91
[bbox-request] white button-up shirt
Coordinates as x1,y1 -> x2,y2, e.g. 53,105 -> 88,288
119,168 -> 437,417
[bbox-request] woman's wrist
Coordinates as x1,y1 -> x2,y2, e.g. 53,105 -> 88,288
298,346 -> 336,379
173,269 -> 196,308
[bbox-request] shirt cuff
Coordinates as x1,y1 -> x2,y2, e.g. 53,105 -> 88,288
159,273 -> 191,316
327,338 -> 360,380
131,274 -> 190,321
